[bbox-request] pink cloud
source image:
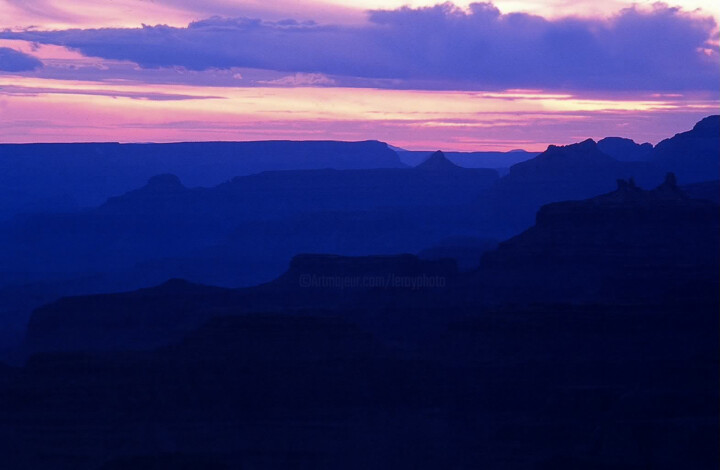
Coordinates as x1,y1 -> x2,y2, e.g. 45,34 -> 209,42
0,79 -> 715,151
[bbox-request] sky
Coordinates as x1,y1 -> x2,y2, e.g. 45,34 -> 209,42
0,0 -> 718,151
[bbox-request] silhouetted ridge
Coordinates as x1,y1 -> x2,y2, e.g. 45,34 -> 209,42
691,114 -> 719,136
586,173 -> 686,204
0,140 -> 407,221
652,115 -> 719,183
533,173 -> 714,236
415,150 -> 461,170
597,137 -> 653,161
505,138 -> 617,180
479,174 -> 719,302
486,137 -> 650,232
545,138 -> 600,155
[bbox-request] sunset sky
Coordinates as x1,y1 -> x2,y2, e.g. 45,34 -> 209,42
0,0 -> 718,150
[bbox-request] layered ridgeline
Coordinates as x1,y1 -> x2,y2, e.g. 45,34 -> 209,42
23,173 -> 718,355
597,136 -> 654,161
0,153 -> 497,349
3,172 -> 716,469
653,115 -> 720,182
0,140 -> 406,220
476,173 -> 719,302
486,115 -> 719,232
0,117 -> 718,352
24,255 -> 458,354
3,116 -> 717,285
0,158 -> 499,281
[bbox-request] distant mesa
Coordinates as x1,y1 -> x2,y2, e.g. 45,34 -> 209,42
415,150 -> 462,171
544,138 -> 599,155
495,137 -> 624,197
510,139 -> 614,177
0,139 -> 407,220
489,135 -> 669,229
597,137 -> 653,162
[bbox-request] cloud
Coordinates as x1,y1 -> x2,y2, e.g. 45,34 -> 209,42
259,72 -> 336,86
0,47 -> 42,71
0,2 -> 717,91
0,0 -> 363,30
0,84 -> 222,101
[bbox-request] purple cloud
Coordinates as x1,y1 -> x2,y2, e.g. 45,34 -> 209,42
0,47 -> 43,71
1,2 -> 717,91
0,84 -> 222,101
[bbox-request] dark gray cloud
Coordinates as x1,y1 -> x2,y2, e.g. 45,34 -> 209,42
1,2 -> 717,91
0,47 -> 43,71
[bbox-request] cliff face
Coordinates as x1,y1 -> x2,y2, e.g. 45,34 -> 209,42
485,138 -> 665,233
597,137 -> 653,161
484,116 -> 719,234
478,174 -> 719,302
652,115 -> 719,183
